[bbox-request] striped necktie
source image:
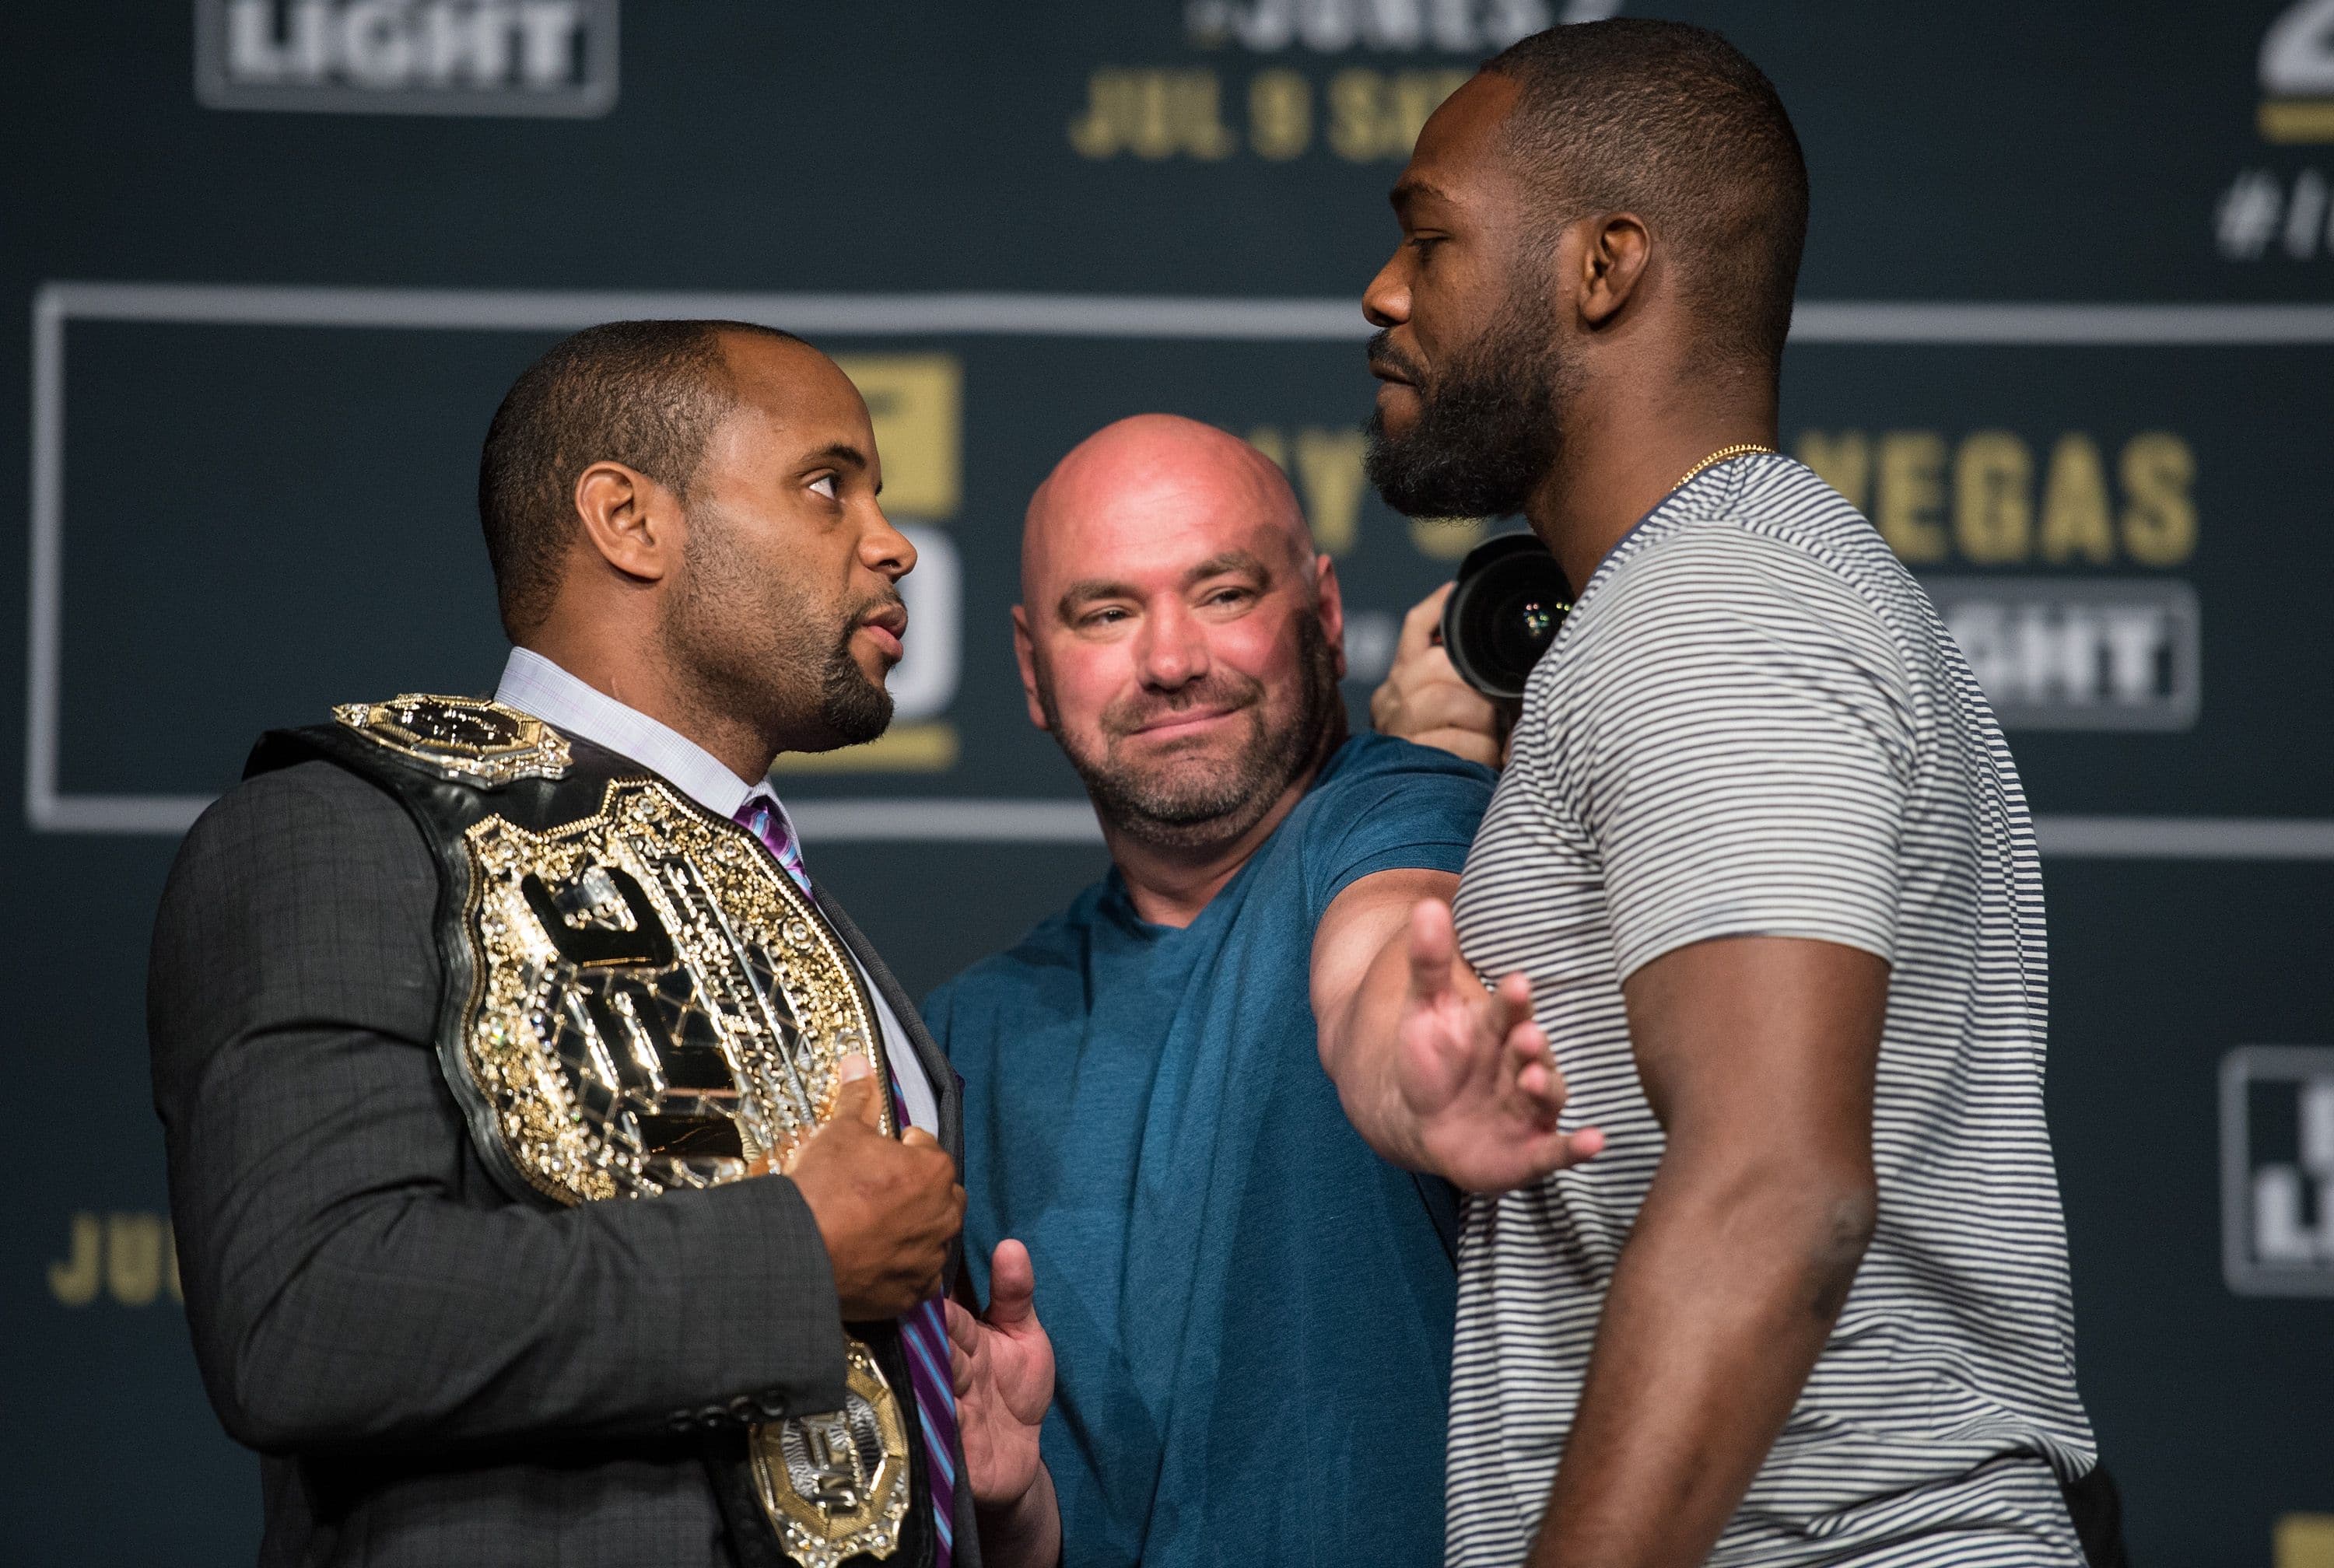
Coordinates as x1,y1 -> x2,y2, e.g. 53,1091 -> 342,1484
732,797 -> 958,1566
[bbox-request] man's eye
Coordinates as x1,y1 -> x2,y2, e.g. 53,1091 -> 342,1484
809,474 -> 839,501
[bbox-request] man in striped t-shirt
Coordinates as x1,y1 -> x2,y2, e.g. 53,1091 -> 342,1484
1314,19 -> 2119,1568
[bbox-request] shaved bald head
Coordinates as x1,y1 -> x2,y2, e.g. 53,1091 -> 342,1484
1012,413 -> 1347,858
1022,414 -> 1314,609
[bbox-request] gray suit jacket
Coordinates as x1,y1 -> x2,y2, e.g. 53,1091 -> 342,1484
149,758 -> 980,1568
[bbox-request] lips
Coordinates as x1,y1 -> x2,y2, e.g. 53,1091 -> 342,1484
1127,705 -> 1239,740
1365,329 -> 1422,387
856,602 -> 908,660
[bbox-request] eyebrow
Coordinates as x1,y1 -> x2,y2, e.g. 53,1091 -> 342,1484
1053,551 -> 1274,620
803,442 -> 867,471
1389,176 -> 1453,216
800,441 -> 881,494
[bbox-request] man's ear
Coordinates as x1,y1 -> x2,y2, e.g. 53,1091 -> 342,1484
1011,606 -> 1050,732
1574,211 -> 1652,330
573,460 -> 681,583
1313,554 -> 1349,682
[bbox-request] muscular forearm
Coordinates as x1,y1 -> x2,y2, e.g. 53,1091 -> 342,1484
976,1464 -> 1062,1568
1317,922 -> 1435,1170
1527,1160 -> 1876,1568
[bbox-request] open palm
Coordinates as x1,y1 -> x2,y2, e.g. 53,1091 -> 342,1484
1397,898 -> 1603,1192
944,1239 -> 1053,1507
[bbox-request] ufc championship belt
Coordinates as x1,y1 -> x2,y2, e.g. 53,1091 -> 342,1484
249,695 -> 935,1568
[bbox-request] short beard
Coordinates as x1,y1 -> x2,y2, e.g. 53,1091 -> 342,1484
1364,278 -> 1571,519
1041,611 -> 1347,852
658,502 -> 895,755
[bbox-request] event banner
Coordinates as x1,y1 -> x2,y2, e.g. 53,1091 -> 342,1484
4,5 -> 2330,1565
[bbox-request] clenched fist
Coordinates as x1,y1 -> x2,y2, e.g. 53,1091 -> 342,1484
783,1054 -> 965,1320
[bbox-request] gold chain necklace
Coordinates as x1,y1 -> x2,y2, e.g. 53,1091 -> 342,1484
1670,442 -> 1777,493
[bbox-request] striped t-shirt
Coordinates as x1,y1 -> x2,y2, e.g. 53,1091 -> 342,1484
1445,454 -> 2097,1566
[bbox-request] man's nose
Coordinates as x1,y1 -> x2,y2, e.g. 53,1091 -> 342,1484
1136,602 -> 1209,689
859,505 -> 917,582
1363,251 -> 1411,330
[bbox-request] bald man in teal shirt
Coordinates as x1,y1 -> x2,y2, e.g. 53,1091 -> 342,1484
930,416 -> 1505,1568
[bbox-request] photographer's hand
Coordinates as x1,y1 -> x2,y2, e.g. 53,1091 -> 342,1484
1370,583 -> 1509,768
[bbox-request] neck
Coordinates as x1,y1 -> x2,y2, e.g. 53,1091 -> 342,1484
1106,729 -> 1340,929
1523,368 -> 1779,596
520,624 -> 779,787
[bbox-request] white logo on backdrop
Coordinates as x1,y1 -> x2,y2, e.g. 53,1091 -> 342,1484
194,0 -> 619,117
2222,1046 -> 2334,1297
1183,0 -> 1620,54
888,526 -> 961,725
1926,579 -> 2200,732
2263,0 -> 2334,96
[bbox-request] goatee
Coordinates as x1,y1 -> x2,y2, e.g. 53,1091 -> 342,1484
1044,611 -> 1346,852
1363,282 -> 1570,520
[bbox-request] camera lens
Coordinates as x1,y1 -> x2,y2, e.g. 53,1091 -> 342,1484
1439,533 -> 1572,702
1485,586 -> 1560,673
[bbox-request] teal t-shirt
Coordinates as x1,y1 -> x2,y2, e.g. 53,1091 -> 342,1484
923,733 -> 1494,1568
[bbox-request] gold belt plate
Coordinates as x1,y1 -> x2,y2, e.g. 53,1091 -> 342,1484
751,1339 -> 915,1568
457,777 -> 913,1560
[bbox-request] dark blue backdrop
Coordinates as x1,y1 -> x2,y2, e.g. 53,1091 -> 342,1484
5,4 -> 2332,1564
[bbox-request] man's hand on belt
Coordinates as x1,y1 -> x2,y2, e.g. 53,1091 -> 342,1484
784,1054 -> 966,1319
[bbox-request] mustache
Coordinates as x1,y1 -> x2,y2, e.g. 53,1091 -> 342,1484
1100,669 -> 1265,740
840,591 -> 907,638
1366,329 -> 1426,385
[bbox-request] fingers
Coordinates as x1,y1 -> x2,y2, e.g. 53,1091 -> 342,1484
1406,898 -> 1458,999
1397,582 -> 1455,658
944,1297 -> 980,1361
988,1238 -> 1038,1328
1394,655 -> 1495,725
1504,1018 -> 1564,1125
1483,969 -> 1534,1041
902,1126 -> 941,1150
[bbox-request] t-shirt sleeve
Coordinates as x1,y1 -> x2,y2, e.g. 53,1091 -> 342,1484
1300,739 -> 1496,920
1554,530 -> 1918,982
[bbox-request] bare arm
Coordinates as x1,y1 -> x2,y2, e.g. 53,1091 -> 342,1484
1526,935 -> 1887,1568
1312,868 -> 1602,1190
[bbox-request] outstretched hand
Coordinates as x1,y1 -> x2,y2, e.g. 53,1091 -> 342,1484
944,1239 -> 1053,1509
1397,898 -> 1603,1192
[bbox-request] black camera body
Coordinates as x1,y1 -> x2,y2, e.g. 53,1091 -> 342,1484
1439,531 -> 1574,702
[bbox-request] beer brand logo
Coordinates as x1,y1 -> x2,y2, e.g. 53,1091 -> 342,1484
194,0 -> 619,117
1183,0 -> 1588,53
2222,1046 -> 2334,1297
1926,579 -> 2199,732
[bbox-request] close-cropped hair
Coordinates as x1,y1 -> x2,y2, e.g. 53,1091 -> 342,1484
476,318 -> 801,638
1487,19 -> 1810,373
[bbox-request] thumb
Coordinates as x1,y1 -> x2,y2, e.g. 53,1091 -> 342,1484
1407,898 -> 1456,999
987,1239 -> 1039,1329
832,1055 -> 885,1129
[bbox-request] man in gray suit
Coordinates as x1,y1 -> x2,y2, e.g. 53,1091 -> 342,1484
149,321 -> 1050,1567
